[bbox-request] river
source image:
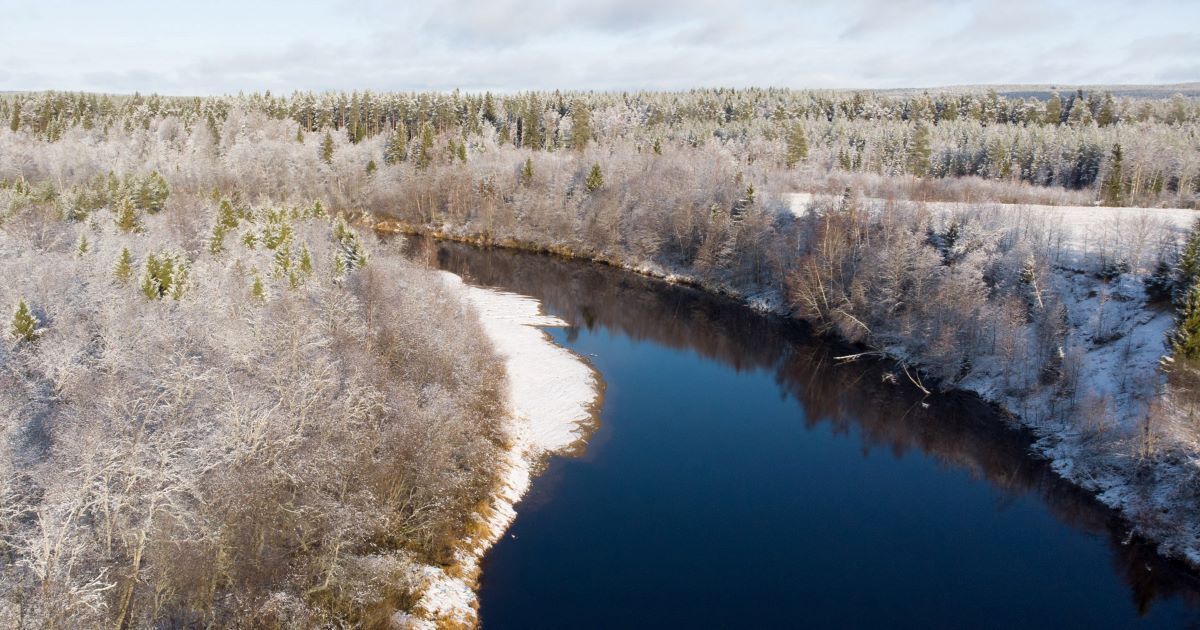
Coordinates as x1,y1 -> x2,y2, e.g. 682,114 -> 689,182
408,238 -> 1200,628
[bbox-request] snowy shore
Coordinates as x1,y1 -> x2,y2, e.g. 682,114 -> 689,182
400,273 -> 599,628
787,192 -> 1200,568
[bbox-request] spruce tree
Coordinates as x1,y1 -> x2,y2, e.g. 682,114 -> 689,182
320,131 -> 335,164
1101,144 -> 1124,207
299,244 -> 313,274
114,247 -> 134,284
570,100 -> 592,151
1045,92 -> 1063,125
250,272 -> 266,302
10,299 -> 38,343
1171,283 -> 1200,361
416,123 -> 435,170
585,163 -> 604,192
785,122 -> 808,168
1097,93 -> 1116,127
114,195 -> 140,233
1145,257 -> 1174,303
75,232 -> 89,257
366,159 -> 377,175
522,95 -> 543,150
1175,220 -> 1200,305
9,104 -> 19,133
521,158 -> 534,186
384,124 -> 407,165
908,122 -> 931,176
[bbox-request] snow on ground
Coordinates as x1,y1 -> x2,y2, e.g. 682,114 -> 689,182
403,272 -> 599,628
789,190 -> 1200,567
786,192 -> 1197,264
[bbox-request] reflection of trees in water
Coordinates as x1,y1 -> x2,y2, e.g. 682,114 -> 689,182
412,237 -> 1200,615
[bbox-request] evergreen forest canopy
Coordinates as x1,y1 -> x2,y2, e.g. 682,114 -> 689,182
3,87 -> 1199,206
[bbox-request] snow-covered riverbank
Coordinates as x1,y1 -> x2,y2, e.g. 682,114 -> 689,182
399,273 -> 599,628
786,192 -> 1200,568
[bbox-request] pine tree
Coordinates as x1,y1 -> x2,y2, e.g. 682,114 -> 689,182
274,243 -> 292,277
652,138 -> 662,155
135,171 -> 169,213
296,126 -> 305,143
384,124 -> 407,165
522,95 -> 543,150
1171,283 -> 1200,360
521,157 -> 534,186
1145,257 -> 1174,303
570,100 -> 592,151
366,159 -> 377,175
1045,92 -> 1063,125
320,131 -> 335,164
1174,220 -> 1200,305
114,195 -> 140,233
908,122 -> 931,176
9,104 -> 19,133
1097,93 -> 1116,127
250,272 -> 266,302
416,123 -> 435,170
585,163 -> 604,192
1101,144 -> 1124,207
75,232 -> 89,257
333,218 -> 367,272
169,259 -> 188,300
1067,95 -> 1089,125
1019,254 -> 1044,316
785,122 -> 808,168
115,247 -> 134,284
10,299 -> 38,343
299,244 -> 313,274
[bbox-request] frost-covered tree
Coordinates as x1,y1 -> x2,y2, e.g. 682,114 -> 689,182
908,122 -> 931,176
9,299 -> 38,343
114,247 -> 134,284
585,163 -> 604,192
521,157 -> 534,186
321,131 -> 335,164
1045,92 -> 1063,125
1100,144 -> 1124,207
785,122 -> 808,168
384,123 -> 408,165
1171,283 -> 1200,361
416,123 -> 435,170
570,100 -> 592,151
114,195 -> 140,233
1174,220 -> 1200,306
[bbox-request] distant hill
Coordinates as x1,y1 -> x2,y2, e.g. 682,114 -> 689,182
874,83 -> 1200,100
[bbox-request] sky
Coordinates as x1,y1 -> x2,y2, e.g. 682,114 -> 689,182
0,0 -> 1197,94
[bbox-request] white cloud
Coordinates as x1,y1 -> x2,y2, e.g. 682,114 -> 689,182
0,0 -> 1195,93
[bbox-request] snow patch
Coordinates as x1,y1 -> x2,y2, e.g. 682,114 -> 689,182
407,272 -> 598,628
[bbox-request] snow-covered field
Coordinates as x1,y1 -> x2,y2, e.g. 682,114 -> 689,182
787,193 -> 1197,264
399,273 -> 599,628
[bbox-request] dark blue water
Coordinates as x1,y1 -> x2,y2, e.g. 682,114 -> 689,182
412,240 -> 1200,629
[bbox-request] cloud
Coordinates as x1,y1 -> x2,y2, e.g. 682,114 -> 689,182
0,0 -> 1196,94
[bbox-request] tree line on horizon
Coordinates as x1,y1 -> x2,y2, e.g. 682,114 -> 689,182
2,87 -> 1198,208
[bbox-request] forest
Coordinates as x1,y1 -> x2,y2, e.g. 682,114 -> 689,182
2,86 -> 1200,627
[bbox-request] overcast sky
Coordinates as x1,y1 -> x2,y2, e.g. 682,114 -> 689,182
1,0 -> 1197,94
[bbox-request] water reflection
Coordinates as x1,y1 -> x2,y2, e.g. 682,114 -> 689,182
405,236 -> 1200,618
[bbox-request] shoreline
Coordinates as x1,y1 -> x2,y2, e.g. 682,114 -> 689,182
402,272 -> 601,628
375,219 -> 1200,577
